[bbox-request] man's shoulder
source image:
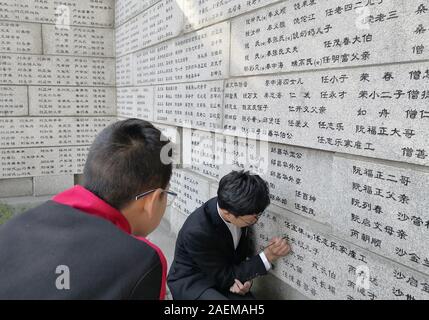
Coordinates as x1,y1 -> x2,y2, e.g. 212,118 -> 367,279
183,197 -> 217,226
178,197 -> 217,238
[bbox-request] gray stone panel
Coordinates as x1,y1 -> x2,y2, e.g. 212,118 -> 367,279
116,0 -> 184,57
0,0 -> 114,27
229,137 -> 333,224
230,1 -> 429,76
185,129 -> 334,224
43,25 -> 114,57
0,146 -> 89,179
29,86 -> 116,116
33,174 -> 74,196
252,209 -> 429,299
115,0 -> 161,27
0,54 -> 115,86
183,0 -> 281,31
0,85 -> 28,116
134,21 -> 230,85
0,177 -> 32,198
170,169 -> 211,216
331,155 -> 429,275
0,21 -> 42,54
117,86 -> 154,120
224,62 -> 429,166
0,117 -> 116,148
153,122 -> 182,165
154,80 -> 224,131
116,54 -> 134,86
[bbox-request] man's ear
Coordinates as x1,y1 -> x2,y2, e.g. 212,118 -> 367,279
221,209 -> 235,221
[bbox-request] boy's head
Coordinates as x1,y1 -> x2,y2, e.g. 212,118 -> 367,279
83,118 -> 173,236
217,170 -> 270,227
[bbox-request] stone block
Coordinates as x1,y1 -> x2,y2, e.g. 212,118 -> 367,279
33,174 -> 74,196
154,80 -> 224,132
116,0 -> 184,56
0,178 -> 33,198
0,21 -> 42,54
0,86 -> 28,116
134,21 -> 230,85
0,146 -> 90,179
230,1 -> 429,76
0,117 -> 116,148
224,62 -> 429,166
29,86 -> 116,116
43,25 -> 114,57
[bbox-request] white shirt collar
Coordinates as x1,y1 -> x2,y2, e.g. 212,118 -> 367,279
217,202 -> 232,225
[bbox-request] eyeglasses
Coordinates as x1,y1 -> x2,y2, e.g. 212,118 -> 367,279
237,211 -> 265,226
135,189 -> 178,206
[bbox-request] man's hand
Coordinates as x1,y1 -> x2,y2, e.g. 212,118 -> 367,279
229,279 -> 253,296
264,237 -> 291,263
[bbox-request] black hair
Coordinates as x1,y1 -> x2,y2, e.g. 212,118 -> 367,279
83,118 -> 172,209
217,170 -> 270,216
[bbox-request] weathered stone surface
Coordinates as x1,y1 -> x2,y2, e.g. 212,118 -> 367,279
183,0 -> 280,31
0,86 -> 28,116
33,174 -> 74,196
0,177 -> 32,198
0,21 -> 42,54
252,208 -> 429,300
0,54 -> 115,86
224,62 -> 429,166
116,0 -> 184,57
117,86 -> 154,120
0,117 -> 116,148
230,1 -> 429,76
134,21 -> 230,85
43,25 -> 114,57
183,129 -> 226,179
154,80 -> 223,131
29,86 -> 116,116
0,146 -> 89,179
0,0 -> 114,27
153,122 -> 181,165
170,169 -> 210,216
331,155 -> 429,275
115,0 -> 161,27
252,272 -> 309,300
116,54 -> 134,86
229,137 -> 333,224
184,129 -> 334,224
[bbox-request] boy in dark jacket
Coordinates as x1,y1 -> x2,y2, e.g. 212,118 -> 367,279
0,119 -> 175,299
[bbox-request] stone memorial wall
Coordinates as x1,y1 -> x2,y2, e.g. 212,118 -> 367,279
0,0 -> 115,198
116,0 -> 429,299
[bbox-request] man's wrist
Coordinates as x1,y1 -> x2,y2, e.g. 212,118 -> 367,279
259,251 -> 272,271
263,249 -> 273,263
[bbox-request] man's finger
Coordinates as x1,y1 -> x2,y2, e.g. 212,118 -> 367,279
243,281 -> 251,290
230,284 -> 239,293
234,279 -> 244,290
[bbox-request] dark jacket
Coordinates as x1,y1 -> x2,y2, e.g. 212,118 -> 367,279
0,185 -> 167,300
167,197 -> 267,299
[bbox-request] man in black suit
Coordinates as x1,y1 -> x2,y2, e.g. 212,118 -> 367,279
167,171 -> 290,300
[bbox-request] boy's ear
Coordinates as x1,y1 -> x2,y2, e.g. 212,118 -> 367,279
144,188 -> 164,216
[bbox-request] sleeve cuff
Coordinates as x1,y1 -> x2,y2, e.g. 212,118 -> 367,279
259,252 -> 271,271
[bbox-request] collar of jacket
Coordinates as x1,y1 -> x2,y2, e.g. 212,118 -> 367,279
207,197 -> 248,234
52,185 -> 132,234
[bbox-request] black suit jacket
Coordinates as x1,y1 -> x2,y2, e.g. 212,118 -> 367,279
167,197 -> 268,299
0,201 -> 164,299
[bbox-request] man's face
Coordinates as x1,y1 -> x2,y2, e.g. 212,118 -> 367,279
225,212 -> 261,227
